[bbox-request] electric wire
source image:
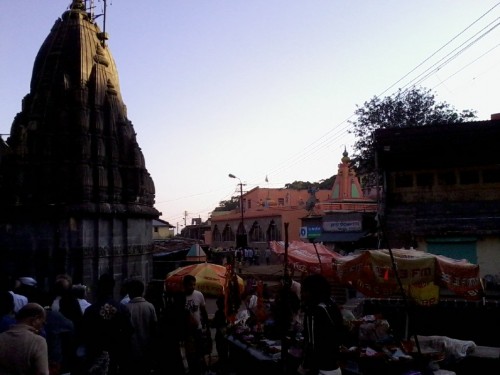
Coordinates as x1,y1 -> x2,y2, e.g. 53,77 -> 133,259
377,1 -> 500,98
260,5 -> 500,190
401,19 -> 500,92
431,43 -> 500,91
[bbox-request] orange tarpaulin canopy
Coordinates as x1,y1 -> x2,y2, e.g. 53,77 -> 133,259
269,241 -> 482,301
165,262 -> 244,297
270,240 -> 339,277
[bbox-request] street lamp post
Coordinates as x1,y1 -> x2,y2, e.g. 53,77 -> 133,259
229,173 -> 246,248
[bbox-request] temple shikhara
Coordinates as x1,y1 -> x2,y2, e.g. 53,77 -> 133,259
0,1 -> 159,288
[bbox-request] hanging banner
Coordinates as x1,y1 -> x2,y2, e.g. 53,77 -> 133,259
408,282 -> 440,306
435,255 -> 482,300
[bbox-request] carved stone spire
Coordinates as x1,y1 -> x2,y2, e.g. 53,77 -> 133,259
1,3 -> 157,216
0,3 -> 159,288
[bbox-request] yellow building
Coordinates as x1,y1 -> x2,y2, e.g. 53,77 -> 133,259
153,219 -> 175,240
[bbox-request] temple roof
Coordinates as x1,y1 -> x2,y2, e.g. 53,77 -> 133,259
0,1 -> 158,217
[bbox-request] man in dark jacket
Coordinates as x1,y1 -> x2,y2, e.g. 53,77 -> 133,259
82,274 -> 133,375
299,273 -> 344,375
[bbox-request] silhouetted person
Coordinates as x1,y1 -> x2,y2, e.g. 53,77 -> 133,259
123,279 -> 157,375
0,291 -> 15,333
0,303 -> 49,375
182,274 -> 209,375
298,273 -> 344,375
82,274 -> 133,375
211,296 -> 229,374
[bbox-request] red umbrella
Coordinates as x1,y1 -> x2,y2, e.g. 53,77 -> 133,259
165,262 -> 244,297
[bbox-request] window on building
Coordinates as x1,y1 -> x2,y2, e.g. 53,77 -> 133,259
395,173 -> 413,188
278,198 -> 285,206
459,170 -> 479,185
248,200 -> 252,209
437,171 -> 456,185
212,225 -> 222,242
249,221 -> 265,242
222,224 -> 235,241
416,172 -> 433,187
483,168 -> 500,183
154,227 -> 159,233
266,220 -> 281,241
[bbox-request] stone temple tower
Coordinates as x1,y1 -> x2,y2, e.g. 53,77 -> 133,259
0,1 -> 159,290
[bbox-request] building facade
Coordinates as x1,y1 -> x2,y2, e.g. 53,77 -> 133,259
374,117 -> 500,278
211,151 -> 378,253
153,219 -> 175,240
210,186 -> 332,250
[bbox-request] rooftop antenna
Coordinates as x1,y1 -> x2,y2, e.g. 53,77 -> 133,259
91,0 -> 109,47
87,0 -> 95,21
102,0 -> 107,46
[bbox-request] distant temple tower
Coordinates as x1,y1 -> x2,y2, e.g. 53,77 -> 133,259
331,148 -> 365,200
0,1 -> 159,289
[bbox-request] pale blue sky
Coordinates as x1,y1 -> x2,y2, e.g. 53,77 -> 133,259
1,1 -> 500,229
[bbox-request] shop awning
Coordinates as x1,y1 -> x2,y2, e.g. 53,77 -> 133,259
315,231 -> 367,243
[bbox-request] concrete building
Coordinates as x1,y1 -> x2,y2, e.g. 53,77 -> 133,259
374,116 -> 500,280
210,185 -> 332,250
152,219 -> 175,240
210,150 -> 378,253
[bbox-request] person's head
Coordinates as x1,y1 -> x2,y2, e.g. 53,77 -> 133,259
127,279 -> 145,299
281,274 -> 293,289
16,303 -> 46,332
72,284 -> 88,300
182,275 -> 197,296
216,295 -> 225,310
53,274 -> 73,296
301,273 -> 331,306
16,277 -> 38,302
17,277 -> 37,290
97,273 -> 115,298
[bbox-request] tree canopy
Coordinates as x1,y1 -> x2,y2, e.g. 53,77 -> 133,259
285,176 -> 335,190
213,196 -> 240,212
348,87 -> 476,183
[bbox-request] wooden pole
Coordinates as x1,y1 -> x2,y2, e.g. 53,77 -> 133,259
282,223 -> 289,374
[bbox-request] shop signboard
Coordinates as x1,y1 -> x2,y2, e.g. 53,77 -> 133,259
323,220 -> 362,232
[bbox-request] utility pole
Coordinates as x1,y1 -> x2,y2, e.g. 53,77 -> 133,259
229,173 -> 247,248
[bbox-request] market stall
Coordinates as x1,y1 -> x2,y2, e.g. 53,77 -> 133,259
269,241 -> 483,303
164,262 -> 244,297
261,241 -> 490,374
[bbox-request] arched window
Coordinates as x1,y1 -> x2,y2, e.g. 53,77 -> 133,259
212,225 -> 222,242
249,221 -> 265,242
266,220 -> 281,241
222,224 -> 235,241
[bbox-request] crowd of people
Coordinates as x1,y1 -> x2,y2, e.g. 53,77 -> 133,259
208,246 -> 273,268
0,273 -> 199,375
0,267 -> 347,375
